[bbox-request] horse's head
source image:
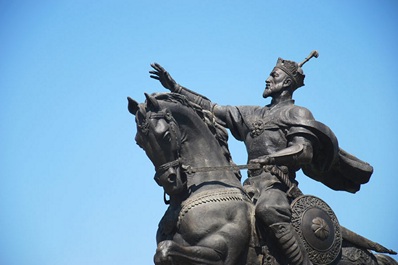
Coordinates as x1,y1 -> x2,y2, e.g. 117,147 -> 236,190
128,93 -> 186,196
129,92 -> 242,199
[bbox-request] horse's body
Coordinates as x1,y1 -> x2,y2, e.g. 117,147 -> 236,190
128,92 -> 397,265
130,93 -> 256,265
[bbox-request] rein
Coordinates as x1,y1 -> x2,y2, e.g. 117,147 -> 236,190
182,163 -> 262,174
144,101 -> 300,204
156,160 -> 261,178
159,161 -> 303,199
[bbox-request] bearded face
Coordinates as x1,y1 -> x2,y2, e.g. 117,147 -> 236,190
263,68 -> 291,99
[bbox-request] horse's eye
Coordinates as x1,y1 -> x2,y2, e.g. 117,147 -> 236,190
163,131 -> 171,142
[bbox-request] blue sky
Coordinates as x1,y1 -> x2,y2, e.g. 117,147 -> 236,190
1,1 -> 397,264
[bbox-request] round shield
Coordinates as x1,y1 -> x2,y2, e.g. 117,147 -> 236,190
291,195 -> 342,265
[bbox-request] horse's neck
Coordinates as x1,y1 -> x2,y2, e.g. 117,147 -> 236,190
180,123 -> 228,168
179,124 -> 241,192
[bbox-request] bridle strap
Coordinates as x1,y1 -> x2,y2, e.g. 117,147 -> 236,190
156,159 -> 181,175
154,158 -> 183,206
154,158 -> 181,186
148,110 -> 174,122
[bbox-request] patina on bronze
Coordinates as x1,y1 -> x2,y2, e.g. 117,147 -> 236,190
128,51 -> 397,265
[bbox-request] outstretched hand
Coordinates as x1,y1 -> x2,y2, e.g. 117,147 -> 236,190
149,63 -> 177,91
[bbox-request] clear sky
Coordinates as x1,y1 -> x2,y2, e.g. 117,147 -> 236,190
1,1 -> 397,264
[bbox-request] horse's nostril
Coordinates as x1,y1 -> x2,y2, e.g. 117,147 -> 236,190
168,173 -> 176,183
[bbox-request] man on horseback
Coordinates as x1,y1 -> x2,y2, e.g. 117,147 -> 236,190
149,52 -> 372,265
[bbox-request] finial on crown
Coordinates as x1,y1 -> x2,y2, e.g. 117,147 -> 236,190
299,50 -> 319,67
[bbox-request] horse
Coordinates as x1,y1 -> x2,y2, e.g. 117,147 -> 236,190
128,92 -> 397,265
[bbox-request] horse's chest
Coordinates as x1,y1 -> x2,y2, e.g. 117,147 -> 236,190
157,205 -> 181,242
176,188 -> 251,243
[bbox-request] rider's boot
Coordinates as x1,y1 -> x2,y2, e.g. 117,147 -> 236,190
269,222 -> 312,265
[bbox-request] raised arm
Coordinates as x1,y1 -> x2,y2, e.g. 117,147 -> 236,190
149,63 -> 213,111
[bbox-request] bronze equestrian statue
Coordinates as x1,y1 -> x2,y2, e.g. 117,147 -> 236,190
127,51 -> 397,265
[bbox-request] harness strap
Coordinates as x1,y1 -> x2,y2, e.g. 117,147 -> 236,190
154,158 -> 181,184
157,159 -> 180,173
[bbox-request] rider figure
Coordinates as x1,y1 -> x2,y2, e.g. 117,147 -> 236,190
150,52 -> 372,265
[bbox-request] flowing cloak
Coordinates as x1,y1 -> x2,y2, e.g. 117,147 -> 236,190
221,101 -> 373,193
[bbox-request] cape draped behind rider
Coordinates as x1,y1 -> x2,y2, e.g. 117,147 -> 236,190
226,102 -> 373,193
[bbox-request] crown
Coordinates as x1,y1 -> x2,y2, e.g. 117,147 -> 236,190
273,50 -> 319,90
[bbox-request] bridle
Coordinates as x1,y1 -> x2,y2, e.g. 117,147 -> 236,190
145,109 -> 181,172
142,109 -> 186,204
154,158 -> 181,186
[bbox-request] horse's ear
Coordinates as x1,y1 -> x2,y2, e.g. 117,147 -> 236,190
145,93 -> 160,111
127,97 -> 139,115
136,105 -> 146,126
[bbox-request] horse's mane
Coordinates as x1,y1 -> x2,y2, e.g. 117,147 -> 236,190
152,92 -> 200,114
152,93 -> 241,179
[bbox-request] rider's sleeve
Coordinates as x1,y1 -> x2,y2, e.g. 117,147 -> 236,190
219,105 -> 260,142
213,105 -> 246,142
175,85 -> 213,111
172,85 -> 255,143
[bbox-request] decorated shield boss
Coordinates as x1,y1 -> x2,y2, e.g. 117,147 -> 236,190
291,195 -> 342,265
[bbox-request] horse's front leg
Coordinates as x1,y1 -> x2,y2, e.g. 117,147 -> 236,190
154,240 -> 225,265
